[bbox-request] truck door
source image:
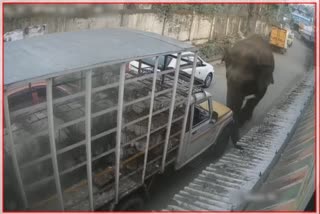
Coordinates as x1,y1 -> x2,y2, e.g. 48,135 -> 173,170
176,98 -> 220,169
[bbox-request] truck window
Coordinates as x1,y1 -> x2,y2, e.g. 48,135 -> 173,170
192,101 -> 210,127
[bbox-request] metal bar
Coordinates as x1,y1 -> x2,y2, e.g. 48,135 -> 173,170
147,130 -> 182,152
20,87 -> 95,117
91,128 -> 117,141
60,161 -> 87,176
92,81 -> 119,94
142,56 -> 159,183
92,106 -> 117,119
161,53 -> 182,173
53,91 -> 85,105
177,51 -> 198,167
46,78 -> 65,210
10,101 -> 47,119
92,148 -> 116,162
25,153 -> 95,192
53,76 -> 83,88
124,95 -> 151,108
121,166 -> 144,183
21,140 -> 85,170
115,63 -> 126,203
122,114 -> 185,148
138,59 -> 142,74
25,175 -> 55,191
55,116 -> 85,131
122,114 -> 149,129
152,106 -> 171,116
157,68 -> 176,76
84,71 -> 94,211
154,88 -> 172,97
58,140 -> 86,155
20,154 -> 51,169
4,93 -> 29,208
124,72 -> 154,84
105,99 -> 185,142
18,129 -> 48,145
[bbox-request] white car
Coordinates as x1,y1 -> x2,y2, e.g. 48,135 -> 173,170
129,52 -> 215,88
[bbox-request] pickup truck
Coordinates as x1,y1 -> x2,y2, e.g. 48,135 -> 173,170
4,28 -> 235,211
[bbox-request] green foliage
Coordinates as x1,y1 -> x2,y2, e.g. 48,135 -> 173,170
199,43 -> 224,61
152,4 -> 235,18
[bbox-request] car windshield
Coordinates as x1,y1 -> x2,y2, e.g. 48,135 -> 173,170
141,54 -> 193,70
141,55 -> 173,70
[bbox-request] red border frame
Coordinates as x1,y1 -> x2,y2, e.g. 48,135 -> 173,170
1,1 -> 318,213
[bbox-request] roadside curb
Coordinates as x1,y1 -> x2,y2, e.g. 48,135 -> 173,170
209,58 -> 224,65
207,56 -> 224,65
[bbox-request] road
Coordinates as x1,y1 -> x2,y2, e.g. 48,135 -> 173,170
143,36 -> 314,210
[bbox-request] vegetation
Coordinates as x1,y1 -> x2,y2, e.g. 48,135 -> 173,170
151,4 -> 292,35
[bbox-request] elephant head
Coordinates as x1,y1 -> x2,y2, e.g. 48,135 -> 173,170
224,35 -> 275,142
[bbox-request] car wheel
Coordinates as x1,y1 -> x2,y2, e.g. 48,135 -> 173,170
203,73 -> 213,88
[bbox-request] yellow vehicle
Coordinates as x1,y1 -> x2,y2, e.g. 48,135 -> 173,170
269,26 -> 289,54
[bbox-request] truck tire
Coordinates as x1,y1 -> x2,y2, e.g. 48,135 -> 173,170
115,195 -> 144,211
212,125 -> 231,158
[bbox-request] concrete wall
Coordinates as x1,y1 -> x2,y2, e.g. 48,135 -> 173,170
4,10 -> 272,44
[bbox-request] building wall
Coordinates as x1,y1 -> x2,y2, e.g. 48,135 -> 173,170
4,9 -> 271,44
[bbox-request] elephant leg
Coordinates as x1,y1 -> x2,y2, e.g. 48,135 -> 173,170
239,87 -> 267,125
227,83 -> 244,118
226,83 -> 244,145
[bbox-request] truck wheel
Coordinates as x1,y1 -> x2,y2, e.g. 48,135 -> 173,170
115,196 -> 144,211
203,73 -> 213,88
212,125 -> 231,158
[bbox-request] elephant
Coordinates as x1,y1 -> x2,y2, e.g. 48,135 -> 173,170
223,34 -> 275,142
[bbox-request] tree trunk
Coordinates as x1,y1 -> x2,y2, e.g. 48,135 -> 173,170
245,4 -> 254,36
188,11 -> 195,41
161,15 -> 167,36
208,16 -> 215,41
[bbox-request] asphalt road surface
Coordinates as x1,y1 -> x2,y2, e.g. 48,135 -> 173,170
143,36 -> 314,210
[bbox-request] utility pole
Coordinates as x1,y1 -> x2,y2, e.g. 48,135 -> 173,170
277,4 -> 283,22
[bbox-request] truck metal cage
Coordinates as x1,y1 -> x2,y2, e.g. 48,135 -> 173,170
4,28 -> 201,210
